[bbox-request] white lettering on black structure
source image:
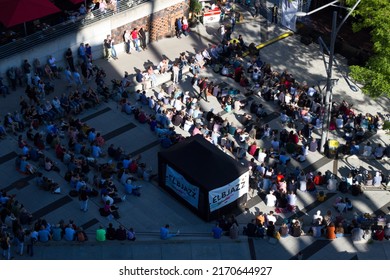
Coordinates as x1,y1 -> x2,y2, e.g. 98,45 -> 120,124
165,165 -> 200,208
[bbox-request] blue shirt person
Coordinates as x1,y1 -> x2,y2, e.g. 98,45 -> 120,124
160,224 -> 178,240
212,223 -> 223,239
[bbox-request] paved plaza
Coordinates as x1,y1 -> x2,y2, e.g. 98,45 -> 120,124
1,5 -> 389,260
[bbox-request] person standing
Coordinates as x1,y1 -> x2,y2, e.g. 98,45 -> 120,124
182,16 -> 189,36
1,232 -> 11,260
111,37 -> 118,59
225,26 -> 232,41
79,186 -> 89,212
272,4 -> 278,24
65,48 -> 75,72
197,77 -> 209,102
78,43 -> 87,64
131,28 -> 141,52
23,59 -> 32,86
0,78 -> 9,97
107,35 -> 118,59
139,26 -> 147,50
172,62 -> 179,84
123,29 -> 131,54
176,18 -> 182,38
80,60 -> 88,82
85,43 -> 93,62
191,73 -> 199,87
104,39 -> 112,61
25,229 -> 35,257
15,226 -> 25,256
7,67 -> 17,90
217,24 -> 226,42
230,13 -> 236,33
15,66 -> 24,86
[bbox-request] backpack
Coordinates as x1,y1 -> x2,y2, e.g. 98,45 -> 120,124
77,231 -> 86,242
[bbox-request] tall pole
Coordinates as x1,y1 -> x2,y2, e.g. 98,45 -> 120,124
320,11 -> 337,154
296,0 -> 362,153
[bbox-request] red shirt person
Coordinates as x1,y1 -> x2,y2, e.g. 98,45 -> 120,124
130,28 -> 141,52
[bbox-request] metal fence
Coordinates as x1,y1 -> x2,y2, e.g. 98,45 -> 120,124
0,0 -> 151,61
240,0 -> 312,23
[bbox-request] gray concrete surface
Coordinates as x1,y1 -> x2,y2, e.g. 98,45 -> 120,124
1,4 -> 389,261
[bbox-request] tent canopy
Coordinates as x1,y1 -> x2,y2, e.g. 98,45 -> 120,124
159,135 -> 248,191
0,0 -> 61,28
68,0 -> 85,4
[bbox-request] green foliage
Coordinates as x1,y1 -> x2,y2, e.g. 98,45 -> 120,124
189,0 -> 202,14
383,120 -> 390,131
346,0 -> 390,98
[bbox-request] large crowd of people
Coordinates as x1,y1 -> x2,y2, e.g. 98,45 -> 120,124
1,1 -> 390,260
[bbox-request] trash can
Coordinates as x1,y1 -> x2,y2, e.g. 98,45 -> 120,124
327,139 -> 339,159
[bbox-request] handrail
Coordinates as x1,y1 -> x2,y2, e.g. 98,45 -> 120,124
0,0 -> 151,60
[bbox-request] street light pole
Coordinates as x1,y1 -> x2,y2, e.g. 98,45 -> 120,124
296,0 -> 361,154
320,11 -> 337,154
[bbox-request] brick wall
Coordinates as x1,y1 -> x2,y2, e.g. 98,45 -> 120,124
111,1 -> 189,45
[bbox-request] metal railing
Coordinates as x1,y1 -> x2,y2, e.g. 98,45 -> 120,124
0,0 -> 151,60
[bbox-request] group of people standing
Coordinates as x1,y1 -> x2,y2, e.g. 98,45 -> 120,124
123,26 -> 148,54
175,16 -> 190,39
103,26 -> 147,61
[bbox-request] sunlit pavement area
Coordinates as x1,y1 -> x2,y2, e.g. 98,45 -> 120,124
1,4 -> 389,260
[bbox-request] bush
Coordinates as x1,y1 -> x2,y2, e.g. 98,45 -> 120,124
383,120 -> 390,131
190,0 -> 202,15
